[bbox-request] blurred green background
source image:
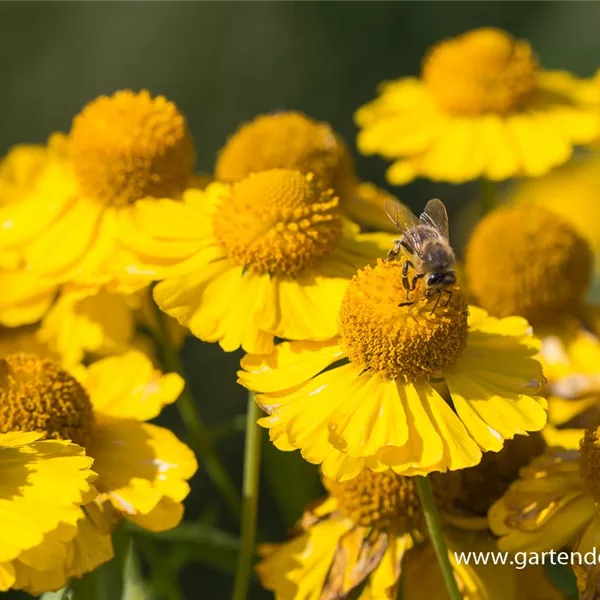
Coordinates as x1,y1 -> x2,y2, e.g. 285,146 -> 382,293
2,2 -> 600,598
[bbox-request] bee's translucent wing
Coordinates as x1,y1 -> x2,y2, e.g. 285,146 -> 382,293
384,198 -> 426,255
420,198 -> 449,241
384,198 -> 420,235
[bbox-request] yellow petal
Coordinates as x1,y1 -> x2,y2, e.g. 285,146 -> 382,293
90,418 -> 196,519
238,338 -> 343,394
84,351 -> 183,421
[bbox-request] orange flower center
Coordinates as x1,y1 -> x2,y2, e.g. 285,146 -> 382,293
422,28 -> 538,115
339,260 -> 468,381
0,353 -> 94,447
69,90 -> 195,206
213,169 -> 342,276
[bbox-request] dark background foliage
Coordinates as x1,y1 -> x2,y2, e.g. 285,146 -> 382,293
2,2 -> 600,598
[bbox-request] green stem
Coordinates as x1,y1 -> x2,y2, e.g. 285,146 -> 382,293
150,298 -> 241,521
416,476 -> 462,600
232,393 -> 262,600
480,178 -> 496,215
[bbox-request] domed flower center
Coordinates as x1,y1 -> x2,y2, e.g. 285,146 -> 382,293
422,28 -> 538,115
449,433 -> 546,517
579,426 -> 600,505
215,111 -> 357,204
339,260 -> 468,381
465,205 -> 592,328
324,470 -> 423,531
213,169 -> 343,276
69,90 -> 195,206
0,353 -> 94,447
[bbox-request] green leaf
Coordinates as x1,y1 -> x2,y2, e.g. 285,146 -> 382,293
544,563 -> 578,599
131,522 -> 241,575
122,541 -> 156,600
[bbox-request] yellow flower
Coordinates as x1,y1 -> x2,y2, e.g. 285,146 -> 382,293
489,427 -> 600,596
465,204 -> 600,443
257,466 -> 561,600
121,169 -> 392,354
0,90 -> 195,287
355,27 -> 600,184
509,153 -> 600,295
36,285 -> 136,366
238,259 -> 546,481
214,110 -> 394,229
0,351 -> 197,588
0,431 -> 96,594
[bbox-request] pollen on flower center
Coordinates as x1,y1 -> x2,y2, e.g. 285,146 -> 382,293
69,90 -> 195,206
213,169 -> 343,276
324,470 -> 423,531
422,28 -> 538,115
579,426 -> 600,505
0,353 -> 95,447
465,205 -> 592,327
339,260 -> 468,381
449,433 -> 546,517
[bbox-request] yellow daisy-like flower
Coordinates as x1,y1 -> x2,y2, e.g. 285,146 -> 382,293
355,27 -> 600,184
465,204 -> 600,444
0,90 -> 194,287
238,259 -> 546,481
0,350 -> 197,590
214,110 -> 397,229
258,466 -> 561,600
121,169 -> 392,354
509,153 -> 600,295
0,431 -> 96,594
489,427 -> 600,596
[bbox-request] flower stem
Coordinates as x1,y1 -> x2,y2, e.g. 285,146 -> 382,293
480,178 -> 496,215
150,298 -> 241,521
232,393 -> 262,600
416,476 -> 462,600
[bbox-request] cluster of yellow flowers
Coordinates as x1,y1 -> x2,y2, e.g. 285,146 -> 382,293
3,25 -> 600,599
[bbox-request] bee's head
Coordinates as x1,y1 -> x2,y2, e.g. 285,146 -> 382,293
426,271 -> 456,288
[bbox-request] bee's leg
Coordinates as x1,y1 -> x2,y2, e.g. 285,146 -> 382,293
430,290 -> 442,315
399,300 -> 415,307
442,289 -> 453,307
386,240 -> 402,262
401,260 -> 414,298
400,240 -> 415,255
409,272 -> 425,291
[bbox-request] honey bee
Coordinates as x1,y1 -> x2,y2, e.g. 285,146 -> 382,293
385,197 -> 456,312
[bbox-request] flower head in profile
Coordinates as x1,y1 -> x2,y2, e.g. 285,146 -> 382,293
356,27 -> 600,184
509,153 -> 600,298
490,426 -> 600,597
0,90 -> 195,288
121,169 -> 392,354
258,457 -> 561,600
215,110 -> 398,230
0,350 -> 197,590
0,431 -> 96,595
239,258 -> 546,481
465,204 -> 600,443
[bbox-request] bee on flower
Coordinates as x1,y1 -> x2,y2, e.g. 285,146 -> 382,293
238,198 -> 547,481
355,27 -> 600,185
